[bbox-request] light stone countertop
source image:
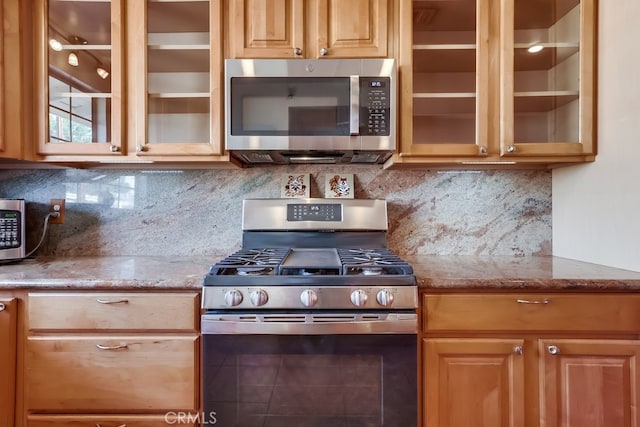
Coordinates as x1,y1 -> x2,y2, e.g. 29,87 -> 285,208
1,256 -> 640,291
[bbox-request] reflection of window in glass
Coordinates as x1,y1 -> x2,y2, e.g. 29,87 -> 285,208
48,75 -> 109,143
65,176 -> 137,209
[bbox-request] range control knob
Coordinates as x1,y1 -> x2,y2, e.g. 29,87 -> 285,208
350,289 -> 369,307
224,289 -> 243,307
300,289 -> 318,307
376,289 -> 395,307
249,289 -> 269,307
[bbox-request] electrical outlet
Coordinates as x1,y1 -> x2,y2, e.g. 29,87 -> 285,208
49,199 -> 65,224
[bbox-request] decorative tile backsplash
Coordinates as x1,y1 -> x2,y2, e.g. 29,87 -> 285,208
0,166 -> 551,257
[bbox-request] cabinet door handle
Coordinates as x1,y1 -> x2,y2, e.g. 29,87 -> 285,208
96,343 -> 128,351
516,298 -> 550,305
513,345 -> 524,355
96,298 -> 129,305
0,303 -> 5,312
547,345 -> 560,355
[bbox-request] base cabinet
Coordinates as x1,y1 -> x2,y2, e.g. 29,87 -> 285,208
421,293 -> 640,427
0,298 -> 18,427
25,291 -> 200,425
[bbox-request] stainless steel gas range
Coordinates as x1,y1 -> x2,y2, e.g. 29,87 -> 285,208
201,198 -> 417,427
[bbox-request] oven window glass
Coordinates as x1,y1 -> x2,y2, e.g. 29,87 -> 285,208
203,334 -> 417,427
230,77 -> 351,136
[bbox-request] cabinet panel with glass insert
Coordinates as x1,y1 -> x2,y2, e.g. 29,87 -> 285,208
390,0 -> 596,168
36,0 -> 124,157
501,0 -> 595,157
129,0 -> 224,158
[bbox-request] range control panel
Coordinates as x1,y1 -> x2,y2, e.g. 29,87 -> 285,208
287,203 -> 342,222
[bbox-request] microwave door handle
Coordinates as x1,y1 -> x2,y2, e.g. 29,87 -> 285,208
349,76 -> 360,135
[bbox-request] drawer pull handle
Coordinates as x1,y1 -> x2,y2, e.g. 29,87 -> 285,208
96,425 -> 127,427
96,343 -> 128,351
96,298 -> 129,305
516,298 -> 550,305
0,303 -> 5,312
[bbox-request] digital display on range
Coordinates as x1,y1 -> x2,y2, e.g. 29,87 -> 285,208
287,204 -> 342,221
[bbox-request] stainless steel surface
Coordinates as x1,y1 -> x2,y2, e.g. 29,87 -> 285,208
224,58 -> 396,164
242,198 -> 388,231
201,312 -> 417,335
350,75 -> 360,135
202,285 -> 418,310
0,199 -> 25,261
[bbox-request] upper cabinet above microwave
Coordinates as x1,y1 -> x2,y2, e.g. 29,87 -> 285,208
227,0 -> 391,59
386,0 -> 596,169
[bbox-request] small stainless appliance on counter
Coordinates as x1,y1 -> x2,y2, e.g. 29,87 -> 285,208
0,199 -> 25,261
201,198 -> 417,427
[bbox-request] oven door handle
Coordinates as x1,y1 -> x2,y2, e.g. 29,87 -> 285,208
201,313 -> 417,335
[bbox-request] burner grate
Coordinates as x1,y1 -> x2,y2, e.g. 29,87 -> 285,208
338,248 -> 414,276
209,248 -> 289,276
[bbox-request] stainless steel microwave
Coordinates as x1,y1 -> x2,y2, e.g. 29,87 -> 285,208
0,199 -> 25,261
224,58 -> 396,165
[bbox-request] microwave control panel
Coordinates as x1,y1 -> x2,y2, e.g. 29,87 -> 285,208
0,210 -> 22,249
360,77 -> 390,136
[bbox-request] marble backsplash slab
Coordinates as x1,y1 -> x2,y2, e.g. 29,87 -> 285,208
0,167 -> 551,257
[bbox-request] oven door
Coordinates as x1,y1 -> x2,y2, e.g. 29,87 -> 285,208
202,312 -> 417,427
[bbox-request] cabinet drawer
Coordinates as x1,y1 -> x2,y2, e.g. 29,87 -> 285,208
28,292 -> 198,331
26,335 -> 199,411
423,293 -> 640,332
28,414 -> 199,426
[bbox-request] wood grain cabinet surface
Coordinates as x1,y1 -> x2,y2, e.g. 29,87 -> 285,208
228,0 -> 390,58
389,0 -> 597,168
25,291 -> 200,424
420,292 -> 640,427
0,298 -> 18,427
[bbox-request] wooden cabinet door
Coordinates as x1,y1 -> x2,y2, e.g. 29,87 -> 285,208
127,0 -> 227,159
229,0 -> 305,58
26,335 -> 199,412
423,338 -> 526,427
0,298 -> 17,427
500,0 -> 596,159
540,339 -> 640,427
310,0 -> 388,58
34,0 -> 126,157
1,0 -> 25,160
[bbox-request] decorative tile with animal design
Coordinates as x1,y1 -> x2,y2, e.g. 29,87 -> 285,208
281,174 -> 310,198
325,173 -> 354,198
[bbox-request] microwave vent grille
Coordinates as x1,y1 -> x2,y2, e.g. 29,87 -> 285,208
351,152 -> 384,163
240,153 -> 275,164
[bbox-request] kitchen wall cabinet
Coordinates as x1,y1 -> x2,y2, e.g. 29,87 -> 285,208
389,0 -> 596,169
420,293 -> 640,427
0,0 -> 27,160
25,291 -> 200,424
31,0 -> 233,165
227,0 -> 390,58
0,298 -> 18,427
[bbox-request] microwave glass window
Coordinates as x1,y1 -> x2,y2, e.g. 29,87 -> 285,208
231,78 -> 350,136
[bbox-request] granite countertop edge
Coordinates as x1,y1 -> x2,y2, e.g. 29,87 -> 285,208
1,255 -> 640,291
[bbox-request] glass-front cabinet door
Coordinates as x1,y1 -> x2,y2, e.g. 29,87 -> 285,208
400,0 -> 489,158
501,0 -> 595,157
128,0 -> 223,157
36,0 -> 124,157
